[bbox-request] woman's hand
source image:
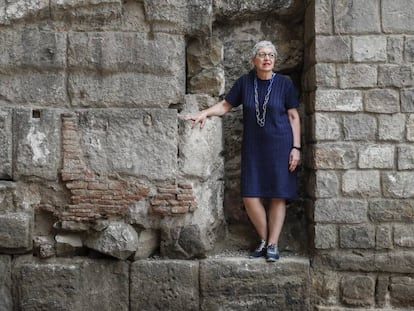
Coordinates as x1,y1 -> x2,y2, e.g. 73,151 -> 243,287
289,148 -> 301,172
184,111 -> 208,129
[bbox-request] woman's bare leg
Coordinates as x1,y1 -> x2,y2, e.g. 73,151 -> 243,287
243,197 -> 267,241
267,198 -> 286,245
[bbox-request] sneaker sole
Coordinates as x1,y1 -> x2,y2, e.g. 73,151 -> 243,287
266,257 -> 279,262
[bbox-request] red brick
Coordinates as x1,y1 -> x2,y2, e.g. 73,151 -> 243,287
108,181 -> 124,190
154,193 -> 176,201
151,206 -> 171,215
150,199 -> 167,206
178,183 -> 192,189
177,194 -> 195,201
171,206 -> 189,214
157,186 -> 179,194
61,172 -> 83,181
88,182 -> 108,190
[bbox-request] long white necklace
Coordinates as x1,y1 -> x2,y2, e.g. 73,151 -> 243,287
254,72 -> 275,127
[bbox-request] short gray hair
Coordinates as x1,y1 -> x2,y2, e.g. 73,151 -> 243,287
251,40 -> 277,58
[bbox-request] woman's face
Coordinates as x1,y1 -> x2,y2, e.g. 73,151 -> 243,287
252,47 -> 275,73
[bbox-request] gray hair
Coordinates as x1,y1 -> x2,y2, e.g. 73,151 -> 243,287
251,40 -> 277,58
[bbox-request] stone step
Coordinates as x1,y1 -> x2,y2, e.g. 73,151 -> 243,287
7,255 -> 311,311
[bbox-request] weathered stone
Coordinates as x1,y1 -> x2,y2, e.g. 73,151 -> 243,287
315,199 -> 368,224
369,199 -> 414,223
3,0 -> 49,23
311,270 -> 339,306
0,30 -> 66,71
315,224 -> 337,249
33,236 -> 56,258
187,37 -> 223,77
130,260 -> 199,311
315,90 -> 363,112
358,144 -> 394,169
338,64 -> 377,88
200,257 -> 310,310
376,225 -> 393,250
315,63 -> 337,88
55,233 -> 83,257
188,67 -> 225,96
0,213 -> 32,252
398,145 -> 414,170
0,72 -> 67,105
315,36 -> 351,62
390,276 -> 414,307
340,275 -> 375,306
339,224 -> 375,249
13,256 -> 129,311
314,113 -> 341,141
382,0 -> 414,33
378,113 -> 405,141
352,36 -> 387,62
313,143 -> 357,169
342,170 -> 381,198
408,114 -> 414,141
387,36 -> 404,64
13,109 -> 61,181
315,0 -> 333,34
309,170 -> 339,198
401,88 -> 414,113
334,0 -> 380,34
383,172 -> 414,199
134,229 -> 159,260
394,225 -> 414,248
50,0 -> 122,20
0,255 -> 12,311
0,181 -> 15,213
364,89 -> 400,114
85,222 -> 138,260
378,65 -> 413,88
343,114 -> 376,141
77,109 -> 177,180
0,108 -> 12,179
376,276 -> 389,307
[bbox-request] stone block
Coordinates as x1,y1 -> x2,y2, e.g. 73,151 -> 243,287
0,213 -> 32,251
359,144 -> 394,169
4,0 -> 49,23
394,225 -> 414,248
313,113 -> 341,141
0,255 -> 12,311
405,36 -> 414,63
144,0 -> 212,35
130,260 -> 199,311
313,143 -> 357,169
401,88 -> 414,113
342,170 -> 380,198
398,145 -> 414,170
315,0 -> 333,34
187,37 -> 223,77
315,224 -> 337,249
340,275 -> 375,307
315,90 -> 363,112
77,109 -> 177,180
188,67 -> 225,96
0,108 -> 12,179
0,72 -> 67,105
408,114 -> 414,141
314,199 -> 368,224
0,182 -> 15,214
376,276 -> 389,307
369,199 -> 414,223
364,88 -> 400,114
378,65 -> 413,88
311,270 -> 339,306
200,257 -> 310,310
315,36 -> 351,62
0,30 -> 66,71
343,114 -> 376,141
390,276 -> 414,307
13,256 -> 129,311
134,229 -> 159,260
310,170 -> 339,198
376,225 -> 393,249
352,36 -> 387,62
382,0 -> 414,33
387,36 -> 404,64
378,113 -> 405,141
13,109 -> 61,181
334,0 -> 380,34
383,172 -> 414,198
315,63 -> 337,88
338,64 -> 377,88
339,224 -> 375,249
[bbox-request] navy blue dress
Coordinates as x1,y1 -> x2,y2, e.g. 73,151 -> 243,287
225,71 -> 299,199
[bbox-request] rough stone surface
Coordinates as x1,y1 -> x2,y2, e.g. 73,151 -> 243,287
340,275 -> 375,306
383,172 -> 414,198
364,89 -> 400,114
398,145 -> 414,170
315,224 -> 337,249
0,213 -> 32,252
315,36 -> 351,62
0,255 -> 12,311
313,143 -> 357,169
390,276 -> 414,307
200,257 -> 310,310
401,88 -> 414,112
130,260 -> 199,311
394,225 -> 414,248
358,144 -> 394,169
134,229 -> 159,260
339,224 -> 375,249
369,199 -> 414,223
376,225 -> 393,249
352,36 -> 387,62
343,114 -> 376,141
342,170 -> 380,198
85,222 -> 138,260
12,256 -> 129,311
0,108 -> 12,179
315,199 -> 368,224
315,90 -> 363,112
338,64 -> 377,88
382,0 -> 414,33
378,113 -> 405,141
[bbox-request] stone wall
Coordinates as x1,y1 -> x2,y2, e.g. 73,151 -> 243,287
304,0 -> 414,309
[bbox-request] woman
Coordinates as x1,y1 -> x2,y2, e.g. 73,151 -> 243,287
184,40 -> 301,262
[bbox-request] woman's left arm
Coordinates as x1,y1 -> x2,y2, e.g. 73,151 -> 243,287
288,108 -> 301,172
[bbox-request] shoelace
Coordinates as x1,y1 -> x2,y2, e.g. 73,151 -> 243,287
255,240 -> 267,251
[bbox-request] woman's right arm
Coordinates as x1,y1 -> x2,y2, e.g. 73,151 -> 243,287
184,99 -> 233,129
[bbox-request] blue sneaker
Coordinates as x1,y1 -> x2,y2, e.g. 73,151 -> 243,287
249,239 -> 267,258
266,244 -> 280,262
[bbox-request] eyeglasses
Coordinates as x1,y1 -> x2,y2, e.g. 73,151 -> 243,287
256,52 -> 275,59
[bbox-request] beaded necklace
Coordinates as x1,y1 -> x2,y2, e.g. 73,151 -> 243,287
254,72 -> 276,127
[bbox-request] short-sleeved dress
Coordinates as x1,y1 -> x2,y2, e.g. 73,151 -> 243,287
225,71 -> 299,199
